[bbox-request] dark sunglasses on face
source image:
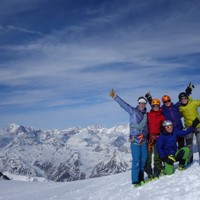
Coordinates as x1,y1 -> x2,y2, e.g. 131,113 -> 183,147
152,105 -> 160,108
164,100 -> 171,104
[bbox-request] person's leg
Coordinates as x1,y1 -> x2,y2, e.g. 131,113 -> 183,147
144,147 -> 153,178
175,147 -> 190,169
139,142 -> 148,182
153,143 -> 163,177
131,143 -> 140,184
177,136 -> 185,149
185,132 -> 194,163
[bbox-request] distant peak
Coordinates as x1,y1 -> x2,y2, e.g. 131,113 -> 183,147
6,123 -> 20,130
86,124 -> 101,130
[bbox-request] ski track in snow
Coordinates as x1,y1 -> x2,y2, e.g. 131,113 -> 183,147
0,153 -> 200,200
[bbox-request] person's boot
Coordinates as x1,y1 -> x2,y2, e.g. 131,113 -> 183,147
178,158 -> 188,171
146,174 -> 154,183
154,171 -> 160,179
138,170 -> 145,185
132,181 -> 141,188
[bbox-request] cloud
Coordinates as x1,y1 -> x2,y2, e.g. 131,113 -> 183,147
0,0 -> 200,129
5,25 -> 44,35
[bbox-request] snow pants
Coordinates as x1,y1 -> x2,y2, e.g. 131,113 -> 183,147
130,141 -> 147,184
177,136 -> 185,149
164,147 -> 190,175
145,142 -> 162,177
185,127 -> 200,163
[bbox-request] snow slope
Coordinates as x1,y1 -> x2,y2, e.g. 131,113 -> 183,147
0,153 -> 200,200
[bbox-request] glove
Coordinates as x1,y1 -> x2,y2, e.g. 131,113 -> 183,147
145,91 -> 152,102
161,155 -> 176,165
189,82 -> 195,89
191,117 -> 200,128
185,82 -> 195,95
167,154 -> 176,164
109,89 -> 116,98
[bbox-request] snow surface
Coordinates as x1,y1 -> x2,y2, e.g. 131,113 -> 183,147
0,153 -> 200,200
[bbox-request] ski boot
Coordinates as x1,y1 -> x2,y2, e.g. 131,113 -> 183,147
146,174 -> 154,183
178,165 -> 185,171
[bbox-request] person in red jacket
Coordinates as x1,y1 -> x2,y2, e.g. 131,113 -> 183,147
145,98 -> 165,180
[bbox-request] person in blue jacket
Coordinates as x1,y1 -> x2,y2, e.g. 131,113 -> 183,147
109,89 -> 148,187
157,118 -> 200,175
161,94 -> 184,149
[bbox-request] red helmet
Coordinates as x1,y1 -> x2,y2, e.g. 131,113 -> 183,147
151,98 -> 160,106
162,95 -> 171,103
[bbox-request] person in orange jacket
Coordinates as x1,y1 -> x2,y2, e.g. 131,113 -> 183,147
145,98 -> 165,180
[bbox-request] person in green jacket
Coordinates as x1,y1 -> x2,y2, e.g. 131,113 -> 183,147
179,86 -> 200,164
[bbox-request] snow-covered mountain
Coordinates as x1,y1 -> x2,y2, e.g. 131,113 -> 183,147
0,123 -> 131,182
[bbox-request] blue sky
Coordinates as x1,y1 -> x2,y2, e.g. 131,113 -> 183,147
0,0 -> 200,130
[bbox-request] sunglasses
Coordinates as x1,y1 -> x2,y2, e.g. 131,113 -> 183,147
152,105 -> 160,108
165,125 -> 172,128
164,100 -> 171,104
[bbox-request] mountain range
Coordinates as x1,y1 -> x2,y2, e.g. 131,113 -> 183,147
0,123 -> 132,182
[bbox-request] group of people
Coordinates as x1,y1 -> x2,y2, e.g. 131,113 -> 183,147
109,83 -> 200,187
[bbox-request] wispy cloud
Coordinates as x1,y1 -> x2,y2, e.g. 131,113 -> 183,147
0,0 -> 200,129
6,25 -> 44,35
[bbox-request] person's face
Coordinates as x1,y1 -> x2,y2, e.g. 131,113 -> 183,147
152,104 -> 160,111
163,100 -> 171,107
165,125 -> 173,133
138,102 -> 146,110
181,97 -> 188,105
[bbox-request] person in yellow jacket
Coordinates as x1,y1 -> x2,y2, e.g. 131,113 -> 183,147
179,88 -> 200,164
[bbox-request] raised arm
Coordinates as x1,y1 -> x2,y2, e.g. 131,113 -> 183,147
145,91 -> 152,105
109,89 -> 133,114
185,82 -> 195,96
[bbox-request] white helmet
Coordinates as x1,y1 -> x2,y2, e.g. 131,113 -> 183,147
162,120 -> 173,127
